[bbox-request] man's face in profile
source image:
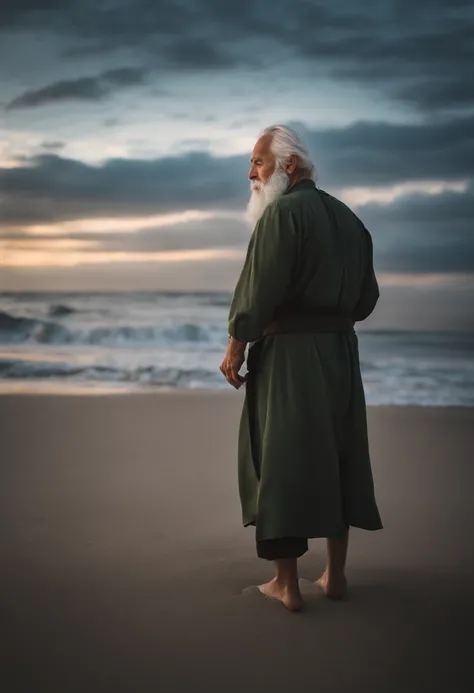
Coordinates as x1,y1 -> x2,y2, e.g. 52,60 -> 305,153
248,135 -> 276,187
246,135 -> 290,228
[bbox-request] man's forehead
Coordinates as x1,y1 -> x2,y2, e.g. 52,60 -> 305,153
251,134 -> 273,159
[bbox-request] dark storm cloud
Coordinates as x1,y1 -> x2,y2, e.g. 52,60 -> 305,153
0,0 -> 65,28
1,116 -> 472,225
6,67 -> 149,110
357,183 -> 474,274
0,151 -> 249,224
379,244 -> 474,275
163,38 -> 236,70
2,1 -> 473,112
300,117 -> 474,188
359,183 -> 474,226
40,141 -> 65,151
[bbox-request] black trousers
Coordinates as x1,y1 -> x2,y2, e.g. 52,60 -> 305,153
256,526 -> 349,561
257,537 -> 309,560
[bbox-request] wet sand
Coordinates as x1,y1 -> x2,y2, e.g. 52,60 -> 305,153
1,391 -> 473,692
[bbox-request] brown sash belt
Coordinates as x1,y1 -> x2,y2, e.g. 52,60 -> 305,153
263,312 -> 355,336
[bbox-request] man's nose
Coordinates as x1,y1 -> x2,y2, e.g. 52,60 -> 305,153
248,166 -> 257,181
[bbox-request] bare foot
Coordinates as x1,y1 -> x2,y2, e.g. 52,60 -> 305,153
315,571 -> 347,600
258,577 -> 304,612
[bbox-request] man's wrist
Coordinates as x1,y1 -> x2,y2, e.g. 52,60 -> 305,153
228,335 -> 247,348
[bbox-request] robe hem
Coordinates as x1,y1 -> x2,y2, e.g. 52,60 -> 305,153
244,521 -> 384,541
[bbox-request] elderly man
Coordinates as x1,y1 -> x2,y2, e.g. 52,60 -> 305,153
220,124 -> 382,612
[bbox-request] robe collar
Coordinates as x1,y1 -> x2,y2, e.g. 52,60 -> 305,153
284,178 -> 316,195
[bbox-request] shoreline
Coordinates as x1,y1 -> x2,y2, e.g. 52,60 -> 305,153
0,379 -> 473,408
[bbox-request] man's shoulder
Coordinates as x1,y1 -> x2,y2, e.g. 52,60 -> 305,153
261,186 -> 362,227
259,197 -> 291,220
267,190 -> 304,216
275,185 -> 355,216
317,188 -> 365,226
317,187 -> 353,213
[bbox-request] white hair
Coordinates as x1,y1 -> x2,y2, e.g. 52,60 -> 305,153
260,124 -> 317,182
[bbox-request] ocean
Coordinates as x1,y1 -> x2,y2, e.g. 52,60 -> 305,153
0,291 -> 473,405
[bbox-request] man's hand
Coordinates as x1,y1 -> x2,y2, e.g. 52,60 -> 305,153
220,337 -> 248,389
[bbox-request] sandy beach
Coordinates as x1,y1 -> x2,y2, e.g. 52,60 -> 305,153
1,391 -> 473,692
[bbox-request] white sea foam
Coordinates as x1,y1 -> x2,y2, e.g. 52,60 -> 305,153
1,292 -> 473,405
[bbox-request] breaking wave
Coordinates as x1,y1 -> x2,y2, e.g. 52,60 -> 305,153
47,303 -> 77,317
0,310 -> 225,347
0,357 -> 225,388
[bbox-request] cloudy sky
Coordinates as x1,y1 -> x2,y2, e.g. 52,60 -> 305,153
1,0 -> 473,328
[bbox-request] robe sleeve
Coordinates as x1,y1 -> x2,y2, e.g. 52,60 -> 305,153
228,201 -> 297,343
353,224 -> 380,322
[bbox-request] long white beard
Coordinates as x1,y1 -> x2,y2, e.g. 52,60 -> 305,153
245,169 -> 290,228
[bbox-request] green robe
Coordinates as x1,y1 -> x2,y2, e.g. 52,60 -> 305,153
228,179 -> 383,541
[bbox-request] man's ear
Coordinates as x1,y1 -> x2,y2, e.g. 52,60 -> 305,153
287,154 -> 298,174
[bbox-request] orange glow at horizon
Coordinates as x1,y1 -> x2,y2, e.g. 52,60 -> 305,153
22,209 -> 244,236
0,245 -> 243,268
1,180 -> 471,293
1,239 -> 100,252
